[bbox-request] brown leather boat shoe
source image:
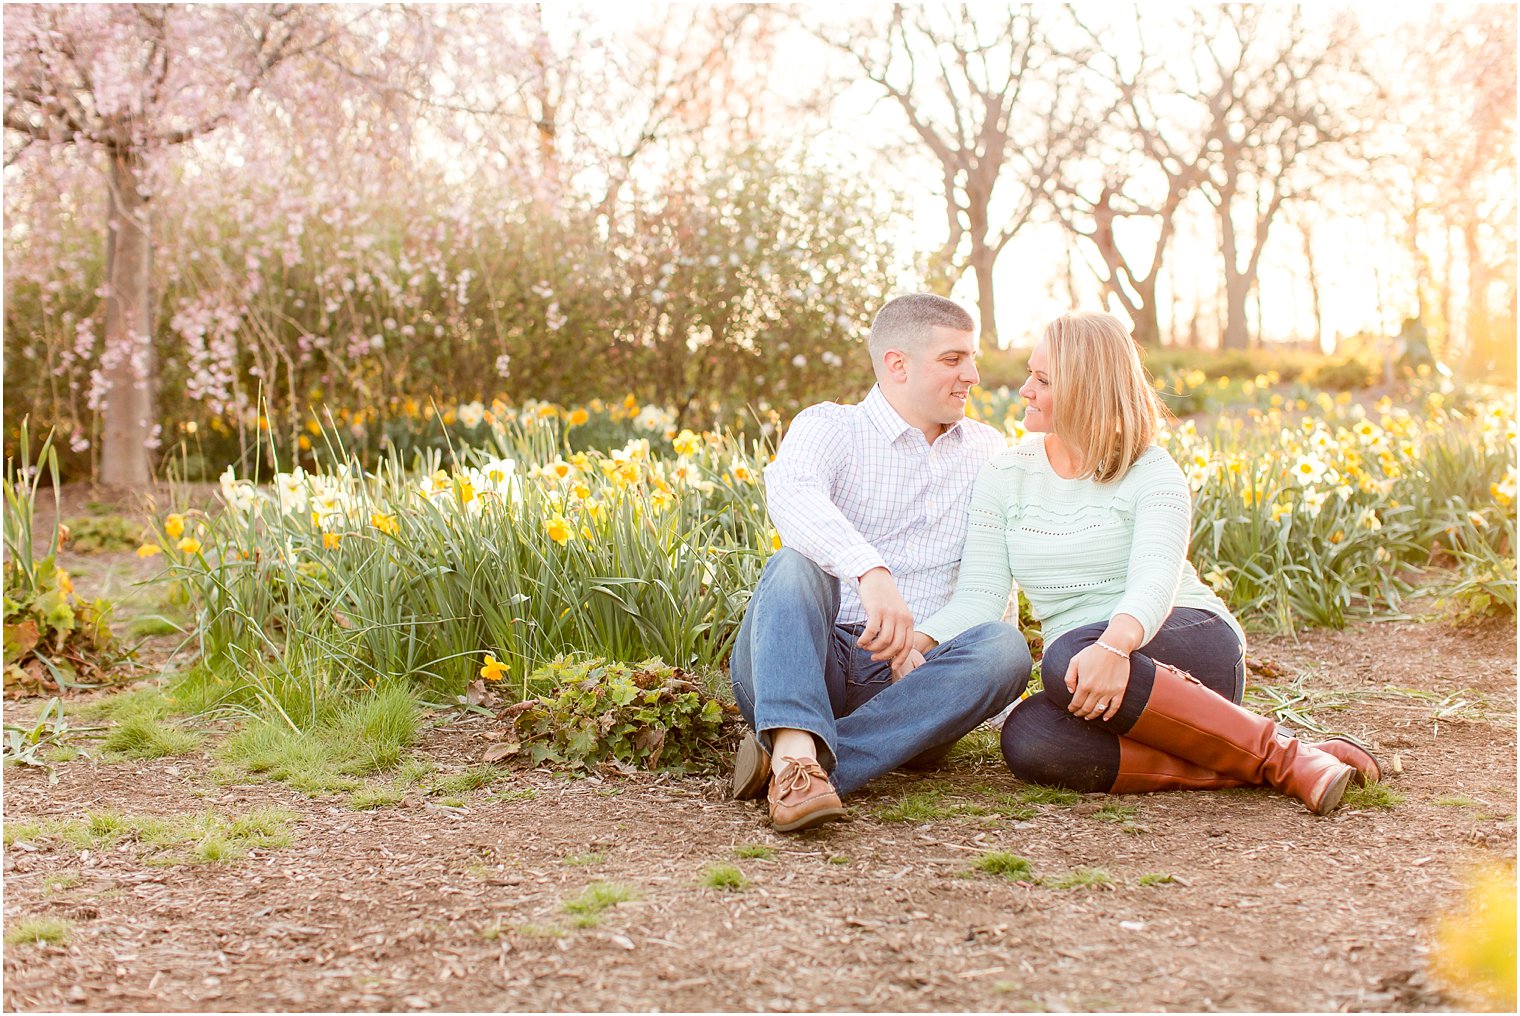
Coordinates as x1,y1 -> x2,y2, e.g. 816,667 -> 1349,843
767,756 -> 845,832
731,732 -> 771,800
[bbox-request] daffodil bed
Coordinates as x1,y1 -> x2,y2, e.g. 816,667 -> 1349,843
134,383 -> 1515,714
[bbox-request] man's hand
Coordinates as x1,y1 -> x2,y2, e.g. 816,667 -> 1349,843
858,567 -> 915,670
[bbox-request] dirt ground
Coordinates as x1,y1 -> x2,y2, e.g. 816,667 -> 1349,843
3,488 -> 1517,1012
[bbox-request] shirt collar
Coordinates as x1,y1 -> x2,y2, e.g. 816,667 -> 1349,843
861,385 -> 965,445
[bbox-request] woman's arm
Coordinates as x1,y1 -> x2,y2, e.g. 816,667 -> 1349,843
1066,453 -> 1192,720
915,462 -> 1019,647
1110,453 -> 1191,646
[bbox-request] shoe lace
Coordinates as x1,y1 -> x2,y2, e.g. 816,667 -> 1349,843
775,757 -> 825,795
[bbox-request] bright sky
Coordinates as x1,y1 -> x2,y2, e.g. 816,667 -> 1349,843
782,2 -> 1449,351
514,3 -> 1489,352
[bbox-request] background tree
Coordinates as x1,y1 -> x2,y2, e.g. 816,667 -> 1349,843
1184,6 -> 1368,350
815,4 -> 1085,343
2,4 -> 350,486
1046,12 -> 1205,347
1372,5 -> 1516,375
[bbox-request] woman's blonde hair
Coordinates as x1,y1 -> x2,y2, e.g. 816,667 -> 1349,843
1044,312 -> 1167,483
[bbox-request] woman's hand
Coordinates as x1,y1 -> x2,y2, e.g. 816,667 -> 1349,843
1065,644 -> 1130,722
892,647 -> 926,683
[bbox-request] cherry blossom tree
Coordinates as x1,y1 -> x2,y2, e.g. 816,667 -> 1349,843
3,4 -> 351,486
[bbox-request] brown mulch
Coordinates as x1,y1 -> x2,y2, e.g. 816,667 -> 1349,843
2,489 -> 1516,1012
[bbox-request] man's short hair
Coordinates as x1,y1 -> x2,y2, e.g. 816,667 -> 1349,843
868,294 -> 976,362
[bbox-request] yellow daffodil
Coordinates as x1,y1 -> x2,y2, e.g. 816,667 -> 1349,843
770,530 -> 782,551
545,514 -> 573,545
673,429 -> 701,457
323,532 -> 343,550
1432,863 -> 1516,1010
568,407 -> 590,427
136,543 -> 163,558
176,536 -> 202,555
371,512 -> 400,536
165,513 -> 186,540
480,654 -> 510,682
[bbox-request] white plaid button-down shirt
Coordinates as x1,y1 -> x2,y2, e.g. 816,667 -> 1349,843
764,385 -> 1007,626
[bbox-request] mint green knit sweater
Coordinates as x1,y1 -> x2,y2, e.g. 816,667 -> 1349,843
919,436 -> 1245,650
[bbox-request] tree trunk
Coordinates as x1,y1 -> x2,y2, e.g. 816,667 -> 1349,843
971,244 -> 997,346
1301,221 -> 1326,352
99,149 -> 156,488
1464,220 -> 1488,365
1219,205 -> 1250,350
1129,276 -> 1162,347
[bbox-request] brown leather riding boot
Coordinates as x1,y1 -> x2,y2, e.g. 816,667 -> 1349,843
1125,665 -> 1355,815
1110,737 -> 1249,793
1303,736 -> 1381,786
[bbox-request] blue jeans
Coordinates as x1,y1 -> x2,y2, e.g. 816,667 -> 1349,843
1001,607 -> 1246,791
730,549 -> 1032,796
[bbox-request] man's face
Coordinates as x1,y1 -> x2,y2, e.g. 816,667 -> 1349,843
895,326 -> 980,432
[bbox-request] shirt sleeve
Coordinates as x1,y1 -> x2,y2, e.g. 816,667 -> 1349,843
917,461 -> 1017,644
1111,453 -> 1191,644
763,408 -> 887,582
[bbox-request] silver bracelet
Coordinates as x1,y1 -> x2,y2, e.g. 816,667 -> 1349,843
1094,639 -> 1130,660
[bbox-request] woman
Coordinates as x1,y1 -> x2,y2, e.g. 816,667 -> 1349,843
911,312 -> 1380,814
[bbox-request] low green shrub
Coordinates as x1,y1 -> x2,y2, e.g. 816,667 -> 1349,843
62,514 -> 143,554
4,428 -> 125,695
495,656 -> 730,773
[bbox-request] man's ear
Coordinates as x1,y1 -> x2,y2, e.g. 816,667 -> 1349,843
882,348 -> 909,382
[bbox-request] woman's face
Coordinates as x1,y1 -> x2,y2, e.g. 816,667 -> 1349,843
1019,339 -> 1054,433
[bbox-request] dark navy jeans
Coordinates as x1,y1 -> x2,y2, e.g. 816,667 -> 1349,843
1000,607 -> 1245,792
730,549 -> 1032,796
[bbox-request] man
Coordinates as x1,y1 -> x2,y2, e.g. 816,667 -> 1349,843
729,293 -> 1032,832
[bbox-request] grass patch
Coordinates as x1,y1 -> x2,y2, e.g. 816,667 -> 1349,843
1342,782 -> 1404,810
827,854 -> 851,865
219,683 -> 419,795
78,687 -> 174,724
40,807 -> 296,864
42,872 -> 81,893
348,785 -> 404,811
733,844 -> 775,860
1432,794 -> 1483,808
4,821 -> 44,846
1043,867 -> 1116,890
429,766 -> 506,797
500,922 -> 565,939
1015,785 -> 1083,807
4,916 -> 71,947
1138,872 -> 1178,887
946,727 -> 1003,767
102,715 -> 202,759
563,851 -> 606,867
1092,802 -> 1138,824
125,615 -> 184,639
974,851 -> 1033,881
876,785 -> 989,823
701,864 -> 750,891
490,787 -> 538,803
562,881 -> 638,927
